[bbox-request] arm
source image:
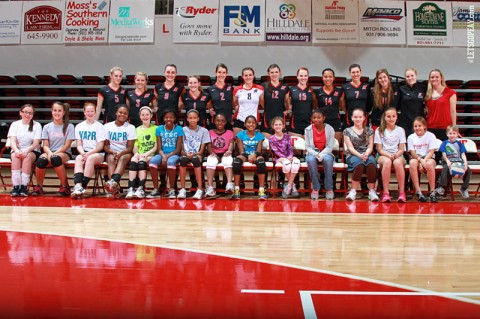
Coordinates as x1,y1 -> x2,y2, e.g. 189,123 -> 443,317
450,94 -> 457,126
95,94 -> 104,121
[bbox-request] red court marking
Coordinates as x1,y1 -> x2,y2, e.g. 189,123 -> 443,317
0,231 -> 479,318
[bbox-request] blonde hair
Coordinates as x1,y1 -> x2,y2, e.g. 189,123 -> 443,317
446,125 -> 459,134
425,69 -> 447,100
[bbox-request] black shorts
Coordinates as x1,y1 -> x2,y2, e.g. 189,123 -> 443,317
260,125 -> 274,135
287,126 -> 305,135
233,119 -> 246,130
326,120 -> 343,132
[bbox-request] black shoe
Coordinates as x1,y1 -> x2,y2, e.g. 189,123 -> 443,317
11,186 -> 20,197
416,191 -> 427,202
429,192 -> 438,203
19,185 -> 28,197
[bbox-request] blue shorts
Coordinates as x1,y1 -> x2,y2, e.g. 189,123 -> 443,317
346,155 -> 377,172
149,154 -> 179,169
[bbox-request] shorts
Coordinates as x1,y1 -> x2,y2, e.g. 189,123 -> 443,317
287,126 -> 305,135
325,120 -> 343,132
149,154 -> 179,169
233,119 -> 245,130
260,125 -> 274,135
346,154 -> 377,172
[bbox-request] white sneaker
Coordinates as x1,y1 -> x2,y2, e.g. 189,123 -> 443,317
167,189 -> 176,199
291,184 -> 300,197
282,185 -> 292,199
134,187 -> 145,199
460,188 -> 469,199
125,187 -> 135,199
225,182 -> 234,195
435,186 -> 445,196
177,188 -> 187,199
71,185 -> 85,197
205,186 -> 216,197
346,189 -> 356,201
325,190 -> 335,200
368,189 -> 379,202
192,189 -> 204,200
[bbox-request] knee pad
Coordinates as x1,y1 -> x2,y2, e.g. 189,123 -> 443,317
291,159 -> 301,174
51,155 -> 63,168
137,161 -> 147,171
191,156 -> 202,168
233,157 -> 243,175
73,172 -> 84,184
221,155 -> 233,168
36,157 -> 48,169
179,156 -> 189,167
206,156 -> 219,170
256,158 -> 266,174
282,159 -> 292,174
128,161 -> 139,171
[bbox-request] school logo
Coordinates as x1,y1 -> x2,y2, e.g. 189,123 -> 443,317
223,5 -> 261,35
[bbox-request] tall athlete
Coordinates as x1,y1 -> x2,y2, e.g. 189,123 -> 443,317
126,72 -> 156,128
207,63 -> 234,129
179,75 -> 211,127
370,68 -> 396,130
288,67 -> 318,137
96,66 -> 127,123
342,64 -> 371,128
153,64 -> 185,124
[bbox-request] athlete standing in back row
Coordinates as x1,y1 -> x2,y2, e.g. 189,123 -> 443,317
342,64 -> 371,128
288,67 -> 318,137
207,63 -> 234,130
153,64 -> 185,124
96,66 -> 127,123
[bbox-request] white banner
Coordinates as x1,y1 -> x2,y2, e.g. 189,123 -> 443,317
219,0 -> 265,42
312,0 -> 359,44
452,2 -> 479,47
64,0 -> 110,43
359,0 -> 405,45
0,2 -> 22,45
173,0 -> 219,43
21,1 -> 65,45
108,0 -> 155,43
406,1 -> 453,46
265,0 -> 312,42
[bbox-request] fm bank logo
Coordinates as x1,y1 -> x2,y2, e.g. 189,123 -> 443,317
223,5 -> 261,35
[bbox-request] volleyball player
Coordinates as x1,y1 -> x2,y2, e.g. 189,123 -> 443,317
343,64 -> 371,128
179,75 -> 211,128
288,67 -> 317,137
96,66 -> 127,123
153,64 -> 185,124
207,63 -> 234,129
126,72 -> 155,128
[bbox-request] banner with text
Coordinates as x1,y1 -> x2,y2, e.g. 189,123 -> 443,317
64,0 -> 110,43
108,0 -> 155,43
359,0 -> 405,45
452,2 -> 479,47
265,0 -> 312,43
0,2 -> 22,44
312,0 -> 359,44
219,0 -> 265,42
406,1 -> 453,46
21,0 -> 65,44
173,0 -> 219,43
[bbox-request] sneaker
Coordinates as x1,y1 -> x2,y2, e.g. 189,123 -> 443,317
460,188 -> 469,199
205,186 -> 216,197
192,189 -> 204,200
325,190 -> 334,200
369,189 -> 379,202
10,185 -> 20,197
381,192 -> 391,203
282,184 -> 292,199
416,191 -> 427,202
125,187 -> 135,199
177,188 -> 187,199
398,192 -> 407,203
435,186 -> 445,196
104,179 -> 113,193
429,191 -> 438,203
258,189 -> 267,200
166,189 -> 176,199
291,184 -> 300,198
110,181 -> 120,196
225,182 -> 234,195
59,186 -> 71,196
32,185 -> 43,196
346,189 -> 356,201
134,187 -> 145,199
311,190 -> 319,200
71,185 -> 86,198
19,185 -> 28,197
147,189 -> 161,198
232,188 -> 240,200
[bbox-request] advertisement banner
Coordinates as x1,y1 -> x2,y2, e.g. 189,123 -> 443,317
265,0 -> 312,42
21,0 -> 65,44
406,1 -> 453,46
64,0 -> 110,43
312,0 -> 359,44
108,0 -> 155,43
0,2 -> 22,45
359,0 -> 405,45
173,0 -> 219,43
219,0 -> 265,42
452,2 -> 479,47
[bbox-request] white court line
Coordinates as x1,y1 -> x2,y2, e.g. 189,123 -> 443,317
303,290 -> 480,296
241,289 -> 285,294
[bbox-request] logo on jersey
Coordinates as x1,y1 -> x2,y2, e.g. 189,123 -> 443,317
362,8 -> 403,21
334,91 -> 339,97
176,6 -> 217,18
223,5 -> 261,35
24,6 -> 62,31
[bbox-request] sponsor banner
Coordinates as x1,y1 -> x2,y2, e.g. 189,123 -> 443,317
0,1 -> 22,44
452,2 -> 479,47
265,0 -> 312,42
64,0 -> 110,43
220,0 -> 265,42
406,1 -> 453,46
21,1 -> 65,44
312,0 -> 359,43
109,0 -> 155,43
359,0 -> 405,45
173,0 -> 219,43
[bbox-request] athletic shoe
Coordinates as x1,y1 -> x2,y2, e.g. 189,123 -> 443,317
71,185 -> 86,198
192,189 -> 204,200
282,184 -> 292,199
258,189 -> 267,200
225,182 -> 234,195
429,191 -> 438,203
32,185 -> 43,196
134,187 -> 145,199
369,189 -> 379,202
105,179 -> 118,194
381,192 -> 391,203
398,192 -> 407,203
177,188 -> 187,199
147,189 -> 161,198
346,189 -> 356,201
59,186 -> 71,196
291,184 -> 300,198
416,191 -> 427,202
19,185 -> 28,197
232,188 -> 240,200
205,186 -> 216,197
325,190 -> 334,200
125,187 -> 135,199
435,186 -> 445,196
311,190 -> 319,200
10,186 -> 20,197
110,181 -> 120,196
460,188 -> 469,199
166,189 -> 176,199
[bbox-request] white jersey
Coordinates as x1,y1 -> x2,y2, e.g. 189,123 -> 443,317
374,125 -> 406,155
75,120 -> 106,152
407,131 -> 438,157
234,84 -> 263,122
7,120 -> 42,152
104,121 -> 137,153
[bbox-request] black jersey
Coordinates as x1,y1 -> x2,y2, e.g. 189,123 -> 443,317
261,82 -> 290,129
342,82 -> 371,127
98,84 -> 127,123
126,90 -> 155,127
206,83 -> 234,123
181,90 -> 211,127
154,82 -> 184,117
370,89 -> 396,127
289,86 -> 315,133
317,86 -> 344,125
395,82 -> 427,136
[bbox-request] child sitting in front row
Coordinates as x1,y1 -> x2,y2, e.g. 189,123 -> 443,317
435,125 -> 471,199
